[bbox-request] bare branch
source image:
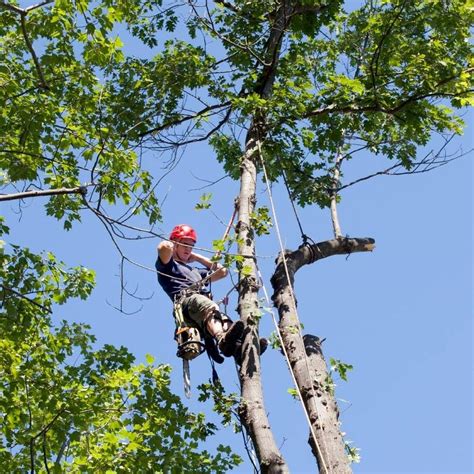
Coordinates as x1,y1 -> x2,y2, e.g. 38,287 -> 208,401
0,1 -> 25,15
25,0 -> 54,12
338,138 -> 471,192
151,105 -> 233,148
136,101 -> 232,138
271,237 -> 376,301
189,173 -> 229,190
0,185 -> 89,202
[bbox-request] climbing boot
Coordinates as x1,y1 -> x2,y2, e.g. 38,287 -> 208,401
204,335 -> 224,364
218,320 -> 244,357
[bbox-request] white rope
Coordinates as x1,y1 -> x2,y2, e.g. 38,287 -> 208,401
255,137 -> 332,474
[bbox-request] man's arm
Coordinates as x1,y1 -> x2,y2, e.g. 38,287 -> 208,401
190,252 -> 228,282
157,240 -> 174,265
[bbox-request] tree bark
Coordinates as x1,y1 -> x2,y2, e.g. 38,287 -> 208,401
235,2 -> 342,471
270,238 -> 375,473
236,128 -> 288,473
0,186 -> 87,202
235,2 -> 297,471
303,334 -> 351,473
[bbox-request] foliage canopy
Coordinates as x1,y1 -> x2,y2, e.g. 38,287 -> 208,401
0,0 -> 472,471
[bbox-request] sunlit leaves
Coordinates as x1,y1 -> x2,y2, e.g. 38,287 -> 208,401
250,206 -> 272,236
0,244 -> 240,472
0,0 -> 189,231
195,192 -> 213,210
209,133 -> 242,180
3,0 -> 470,223
329,358 -> 353,382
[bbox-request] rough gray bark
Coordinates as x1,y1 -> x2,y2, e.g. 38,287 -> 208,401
303,334 -> 351,473
270,238 -> 375,473
234,2 -> 337,471
235,2 -> 296,472
236,131 -> 288,473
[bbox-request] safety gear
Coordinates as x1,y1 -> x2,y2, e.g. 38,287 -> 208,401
218,320 -> 245,357
169,224 -> 197,243
175,326 -> 205,361
173,300 -> 205,361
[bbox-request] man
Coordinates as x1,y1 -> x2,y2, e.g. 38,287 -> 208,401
156,224 -> 244,357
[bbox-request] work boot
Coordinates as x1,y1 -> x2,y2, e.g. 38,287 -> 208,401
204,335 -> 224,364
218,320 -> 244,357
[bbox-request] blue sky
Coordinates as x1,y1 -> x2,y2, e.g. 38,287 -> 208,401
3,1 -> 473,470
6,106 -> 472,473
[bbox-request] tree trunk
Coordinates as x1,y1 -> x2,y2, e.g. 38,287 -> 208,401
303,334 -> 351,473
270,238 -> 375,473
235,2 -> 342,470
236,128 -> 288,473
235,2 -> 296,471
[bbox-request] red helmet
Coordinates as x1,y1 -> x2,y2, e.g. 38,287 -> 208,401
169,224 -> 197,242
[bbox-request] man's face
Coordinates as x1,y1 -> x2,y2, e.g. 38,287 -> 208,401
173,238 -> 195,262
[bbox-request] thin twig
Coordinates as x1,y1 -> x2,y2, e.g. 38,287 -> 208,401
0,1 -> 25,14
137,101 -> 231,138
20,15 -> 49,89
25,0 -> 54,12
338,137 -> 469,192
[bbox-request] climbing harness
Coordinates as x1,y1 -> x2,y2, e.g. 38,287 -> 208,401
171,200 -> 239,398
173,291 -> 238,397
173,296 -> 205,398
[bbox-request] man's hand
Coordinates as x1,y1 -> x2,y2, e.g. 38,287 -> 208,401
158,240 -> 174,252
157,240 -> 174,264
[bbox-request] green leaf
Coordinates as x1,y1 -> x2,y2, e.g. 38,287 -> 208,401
287,388 -> 299,400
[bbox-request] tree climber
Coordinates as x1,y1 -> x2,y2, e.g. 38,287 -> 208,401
156,224 -> 244,358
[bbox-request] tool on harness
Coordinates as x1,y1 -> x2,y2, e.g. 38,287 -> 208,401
173,299 -> 205,361
173,299 -> 203,399
174,297 -> 226,363
173,295 -> 227,398
170,202 -> 239,397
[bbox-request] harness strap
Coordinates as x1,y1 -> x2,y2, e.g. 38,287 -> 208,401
172,292 -> 226,397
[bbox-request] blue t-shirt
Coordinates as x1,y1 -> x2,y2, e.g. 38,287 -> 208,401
155,256 -> 210,301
